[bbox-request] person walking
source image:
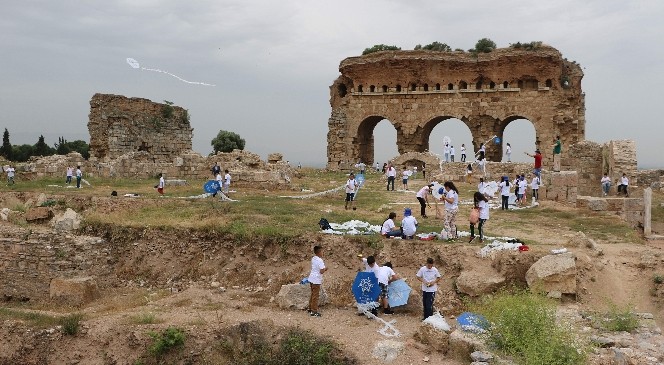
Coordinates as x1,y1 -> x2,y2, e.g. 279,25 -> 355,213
385,164 -> 396,191
460,144 -> 467,162
505,143 -> 512,162
307,245 -> 328,317
75,166 -> 82,189
551,136 -> 562,172
601,173 -> 611,196
66,166 -> 73,184
525,149 -> 543,177
441,181 -> 459,240
345,173 -> 358,210
416,258 -> 442,321
5,165 -> 15,185
469,192 -> 489,243
499,176 -> 510,210
156,173 -> 164,195
416,184 -> 433,218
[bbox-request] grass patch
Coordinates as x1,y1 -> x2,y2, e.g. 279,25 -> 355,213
592,302 -> 639,332
654,274 -> 664,285
0,307 -> 60,327
472,290 -> 586,365
148,326 -> 186,357
61,313 -> 84,336
131,312 -> 161,325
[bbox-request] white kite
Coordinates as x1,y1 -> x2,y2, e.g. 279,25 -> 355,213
125,58 -> 215,86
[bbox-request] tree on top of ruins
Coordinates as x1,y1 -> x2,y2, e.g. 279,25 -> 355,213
211,130 -> 245,154
33,135 -> 55,157
414,42 -> 452,52
0,128 -> 12,161
362,44 -> 401,55
470,38 -> 497,53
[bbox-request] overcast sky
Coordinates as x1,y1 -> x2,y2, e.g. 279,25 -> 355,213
1,0 -> 662,168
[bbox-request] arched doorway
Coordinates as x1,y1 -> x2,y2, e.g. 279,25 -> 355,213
421,117 -> 473,162
500,117 -> 538,163
355,116 -> 398,168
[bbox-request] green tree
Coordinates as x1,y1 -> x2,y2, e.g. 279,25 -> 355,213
12,144 -> 34,162
33,135 -> 55,157
0,128 -> 12,161
55,136 -> 71,155
415,41 -> 452,51
473,38 -> 497,53
362,44 -> 401,55
211,130 -> 245,154
66,140 -> 90,159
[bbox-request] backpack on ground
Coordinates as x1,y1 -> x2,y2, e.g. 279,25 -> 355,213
318,218 -> 332,230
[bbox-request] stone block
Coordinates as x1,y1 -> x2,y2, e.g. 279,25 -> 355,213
623,198 -> 644,212
50,276 -> 100,306
51,208 -> 82,232
525,253 -> 577,294
448,330 -> 484,362
276,283 -> 328,310
25,207 -> 53,223
455,270 -> 506,297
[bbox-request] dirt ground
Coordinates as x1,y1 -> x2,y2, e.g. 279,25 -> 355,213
1,184 -> 664,365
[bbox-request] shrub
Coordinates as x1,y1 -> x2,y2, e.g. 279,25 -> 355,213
473,290 -> 586,365
654,274 -> 664,284
601,303 -> 639,332
148,326 -> 186,357
275,329 -> 345,365
362,44 -> 401,55
60,313 -> 84,336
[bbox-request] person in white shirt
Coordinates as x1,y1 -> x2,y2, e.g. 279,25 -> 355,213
617,173 -> 629,197
401,208 -> 418,239
416,184 -> 433,218
66,166 -> 73,184
355,161 -> 366,174
450,145 -> 456,162
223,170 -> 231,194
600,173 -> 611,196
466,163 -> 473,184
381,212 -> 401,238
416,257 -> 442,320
386,164 -> 396,191
460,144 -> 467,162
440,181 -> 459,240
360,256 -> 397,315
531,175 -> 541,201
308,246 -> 328,317
402,168 -> 412,190
156,173 -> 164,195
443,143 -> 450,162
505,143 -> 512,162
499,176 -> 510,210
214,172 -> 223,197
469,192 -> 490,243
476,157 -> 486,177
477,177 -> 486,196
412,166 -> 418,180
518,175 -> 527,205
5,165 -> 15,185
345,173 -> 358,210
76,166 -> 83,189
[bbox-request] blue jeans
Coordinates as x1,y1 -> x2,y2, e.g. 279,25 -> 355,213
602,182 -> 610,195
422,291 -> 436,320
384,230 -> 402,238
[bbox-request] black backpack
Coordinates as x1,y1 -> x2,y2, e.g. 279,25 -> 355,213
318,218 -> 332,230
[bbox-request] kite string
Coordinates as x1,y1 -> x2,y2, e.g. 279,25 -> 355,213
140,67 -> 216,86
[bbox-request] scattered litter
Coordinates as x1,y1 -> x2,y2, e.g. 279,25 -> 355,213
478,238 -> 524,258
123,193 -> 140,198
551,248 -> 568,254
322,220 -> 381,235
422,312 -> 451,332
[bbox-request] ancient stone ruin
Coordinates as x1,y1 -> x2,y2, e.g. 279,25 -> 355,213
327,45 -> 585,168
88,93 -> 193,161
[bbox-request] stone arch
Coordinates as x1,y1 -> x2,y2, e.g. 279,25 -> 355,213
420,116 -> 473,154
354,115 -> 399,166
499,116 -> 539,162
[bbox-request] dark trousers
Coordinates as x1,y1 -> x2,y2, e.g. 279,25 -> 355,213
461,154 -> 466,162
501,195 -> 509,210
422,291 -> 435,320
618,184 -> 629,196
387,176 -> 395,190
76,176 -> 81,188
417,197 -> 427,216
470,219 -> 486,239
66,176 -> 72,184
533,189 -> 539,201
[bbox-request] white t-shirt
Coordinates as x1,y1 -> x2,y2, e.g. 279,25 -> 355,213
621,176 -> 629,186
506,145 -> 512,154
416,186 -> 430,198
450,147 -> 455,156
461,146 -> 466,154
478,182 -> 486,194
362,258 -> 381,276
531,177 -> 541,189
500,181 -> 510,196
444,190 -> 458,210
76,168 -> 82,178
215,173 -> 223,187
601,176 -> 610,185
402,170 -> 411,180
376,266 -> 396,285
387,167 -> 396,177
381,218 -> 396,235
401,216 -> 418,236
518,180 -> 527,194
158,176 -> 165,188
224,173 -> 231,185
308,255 -> 326,284
66,167 -> 73,177
478,200 -> 489,220
416,266 -> 441,292
6,167 -> 14,178
444,145 -> 450,154
346,178 -> 358,194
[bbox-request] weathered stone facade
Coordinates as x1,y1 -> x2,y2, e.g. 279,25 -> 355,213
327,46 -> 585,169
88,93 -> 193,161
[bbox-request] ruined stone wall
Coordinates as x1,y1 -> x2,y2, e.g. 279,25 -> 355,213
328,46 -> 585,170
568,141 -> 603,196
88,93 -> 193,161
576,197 -> 644,228
0,227 -> 111,302
17,150 -> 294,187
604,140 -> 638,184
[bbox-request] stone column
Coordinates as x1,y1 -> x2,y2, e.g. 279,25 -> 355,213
644,187 -> 652,236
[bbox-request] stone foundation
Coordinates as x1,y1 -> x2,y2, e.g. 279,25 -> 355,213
576,196 -> 644,228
